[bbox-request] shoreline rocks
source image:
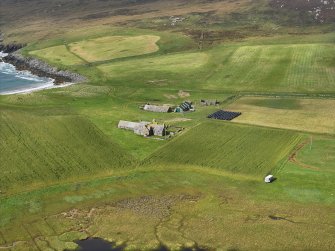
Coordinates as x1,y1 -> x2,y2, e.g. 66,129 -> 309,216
3,52 -> 86,84
0,43 -> 25,54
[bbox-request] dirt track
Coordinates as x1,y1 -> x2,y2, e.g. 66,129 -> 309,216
289,139 -> 319,171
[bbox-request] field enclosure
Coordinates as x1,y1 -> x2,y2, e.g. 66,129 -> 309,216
145,122 -> 301,176
0,109 -> 134,193
24,30 -> 335,93
297,137 -> 335,172
94,42 -> 335,93
226,97 -> 335,135
29,35 -> 160,65
29,45 -> 84,66
68,35 -> 160,62
204,43 -> 335,92
98,52 -> 208,77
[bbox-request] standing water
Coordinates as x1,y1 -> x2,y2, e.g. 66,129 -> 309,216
0,52 -> 54,95
71,238 -> 125,251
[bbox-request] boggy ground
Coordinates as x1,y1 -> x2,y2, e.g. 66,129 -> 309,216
0,165 -> 334,250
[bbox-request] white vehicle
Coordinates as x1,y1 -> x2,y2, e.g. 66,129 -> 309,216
264,175 -> 274,183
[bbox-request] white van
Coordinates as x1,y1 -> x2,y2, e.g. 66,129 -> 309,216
264,175 -> 274,183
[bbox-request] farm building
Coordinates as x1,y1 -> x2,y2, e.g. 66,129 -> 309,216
118,120 -> 166,137
175,101 -> 194,112
134,123 -> 151,136
207,110 -> 241,121
152,124 -> 166,136
144,104 -> 172,113
200,99 -> 220,106
118,120 -> 150,131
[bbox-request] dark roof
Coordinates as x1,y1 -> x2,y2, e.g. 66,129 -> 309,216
180,101 -> 192,111
207,110 -> 241,121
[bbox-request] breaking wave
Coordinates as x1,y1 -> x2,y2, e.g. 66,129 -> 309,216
0,52 -> 57,94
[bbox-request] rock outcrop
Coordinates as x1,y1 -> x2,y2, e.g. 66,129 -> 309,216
0,43 -> 25,53
3,53 -> 86,84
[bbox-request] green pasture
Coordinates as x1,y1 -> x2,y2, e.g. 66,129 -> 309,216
226,97 -> 335,135
100,42 -> 334,92
24,27 -> 196,66
98,52 -> 208,77
29,45 -> 84,66
43,84 -> 239,160
205,43 -> 335,92
68,35 -> 160,63
0,108 -> 135,193
25,30 -> 335,94
0,85 -> 233,160
273,136 -> 335,205
145,122 -> 301,176
297,137 -> 335,172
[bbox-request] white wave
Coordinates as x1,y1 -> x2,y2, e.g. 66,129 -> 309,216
0,61 -> 49,82
0,52 -> 8,57
0,62 -> 20,76
0,81 -> 76,95
0,54 -> 76,95
0,62 -> 16,71
15,75 -> 44,82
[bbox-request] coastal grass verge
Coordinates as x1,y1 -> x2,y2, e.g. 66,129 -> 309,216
29,45 -> 84,66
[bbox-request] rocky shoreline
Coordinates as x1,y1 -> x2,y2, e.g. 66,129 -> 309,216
2,53 -> 86,84
0,43 -> 25,53
0,40 -> 86,84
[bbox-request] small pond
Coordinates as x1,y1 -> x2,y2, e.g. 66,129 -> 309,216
69,238 -> 209,251
73,238 -> 125,251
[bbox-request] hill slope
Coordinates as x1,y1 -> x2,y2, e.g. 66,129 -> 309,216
0,108 -> 135,193
1,0 -> 334,43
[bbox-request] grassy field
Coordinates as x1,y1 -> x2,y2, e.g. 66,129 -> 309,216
226,97 -> 335,134
98,52 -> 208,77
75,40 -> 335,93
23,29 -> 335,93
203,43 -> 335,92
145,122 -> 301,176
29,45 -> 84,66
297,137 -> 335,172
0,108 -> 135,193
68,35 -> 160,63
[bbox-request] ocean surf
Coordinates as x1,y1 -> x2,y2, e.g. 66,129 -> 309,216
0,53 -> 56,95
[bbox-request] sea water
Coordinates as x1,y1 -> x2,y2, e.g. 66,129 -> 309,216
0,52 -> 54,95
